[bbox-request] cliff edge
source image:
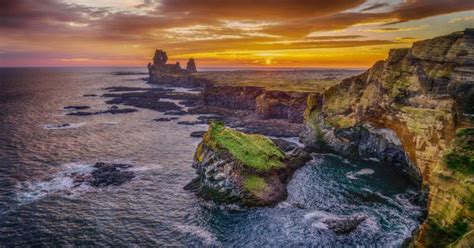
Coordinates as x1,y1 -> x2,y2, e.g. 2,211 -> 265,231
302,29 -> 473,247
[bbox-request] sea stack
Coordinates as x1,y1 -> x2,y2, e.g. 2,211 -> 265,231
147,49 -> 199,84
186,58 -> 197,73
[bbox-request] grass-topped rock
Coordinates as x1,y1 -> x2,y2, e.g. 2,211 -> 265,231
186,121 -> 311,206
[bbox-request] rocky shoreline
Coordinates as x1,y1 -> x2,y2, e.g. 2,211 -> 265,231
145,30 -> 473,246
86,29 -> 473,246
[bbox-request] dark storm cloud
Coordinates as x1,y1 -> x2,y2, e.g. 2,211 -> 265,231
157,0 -> 366,19
0,0 -> 107,29
2,0 -> 473,39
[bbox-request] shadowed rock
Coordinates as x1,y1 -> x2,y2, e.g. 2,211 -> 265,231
64,105 -> 90,110
186,58 -> 197,73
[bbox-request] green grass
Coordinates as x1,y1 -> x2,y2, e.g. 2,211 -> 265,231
205,121 -> 285,172
244,175 -> 268,194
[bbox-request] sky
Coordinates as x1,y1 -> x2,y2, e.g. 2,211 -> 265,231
0,0 -> 473,68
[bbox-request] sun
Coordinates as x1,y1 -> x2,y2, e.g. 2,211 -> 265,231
265,58 -> 272,65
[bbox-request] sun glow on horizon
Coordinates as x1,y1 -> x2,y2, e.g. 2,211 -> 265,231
0,1 -> 473,68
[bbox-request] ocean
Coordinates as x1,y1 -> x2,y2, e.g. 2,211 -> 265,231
0,67 -> 422,246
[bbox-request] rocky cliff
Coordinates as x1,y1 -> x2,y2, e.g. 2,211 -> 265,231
302,29 -> 473,247
186,121 -> 310,206
203,83 -> 309,123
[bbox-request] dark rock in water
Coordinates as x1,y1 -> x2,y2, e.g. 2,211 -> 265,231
107,108 -> 138,114
190,131 -> 206,137
102,90 -> 188,112
197,115 -> 225,122
83,94 -> 97,97
64,105 -> 90,110
323,214 -> 368,234
105,86 -> 145,92
177,120 -> 207,126
154,117 -> 179,122
67,111 -> 94,116
66,107 -> 138,116
164,110 -> 188,116
45,123 -> 72,129
89,162 -> 135,187
70,162 -> 135,188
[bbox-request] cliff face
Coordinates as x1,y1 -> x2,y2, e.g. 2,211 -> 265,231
203,84 -> 309,123
302,29 -> 473,247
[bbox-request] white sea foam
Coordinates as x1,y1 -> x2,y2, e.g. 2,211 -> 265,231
346,168 -> 375,180
304,210 -> 334,220
15,162 -> 95,203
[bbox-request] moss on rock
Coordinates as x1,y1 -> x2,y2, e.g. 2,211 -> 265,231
244,175 -> 268,195
204,121 -> 285,172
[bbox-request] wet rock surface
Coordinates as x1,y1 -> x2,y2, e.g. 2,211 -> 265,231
190,131 -> 206,137
102,87 -> 200,112
64,105 -> 90,110
67,106 -> 138,116
154,117 -> 179,122
322,214 -> 368,234
71,162 -> 135,188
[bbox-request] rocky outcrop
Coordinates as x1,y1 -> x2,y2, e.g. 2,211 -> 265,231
302,29 -> 473,247
186,121 -> 310,206
148,50 -> 198,83
71,162 -> 135,188
203,83 -> 309,123
322,213 -> 368,234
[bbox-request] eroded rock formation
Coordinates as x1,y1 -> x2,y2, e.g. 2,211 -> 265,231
186,58 -> 197,73
302,29 -> 473,247
186,121 -> 310,206
148,50 -> 198,82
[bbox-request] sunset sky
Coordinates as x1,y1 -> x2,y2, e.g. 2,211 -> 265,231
0,0 -> 473,68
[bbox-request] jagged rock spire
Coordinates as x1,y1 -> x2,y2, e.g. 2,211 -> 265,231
153,50 -> 168,65
186,58 -> 197,73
